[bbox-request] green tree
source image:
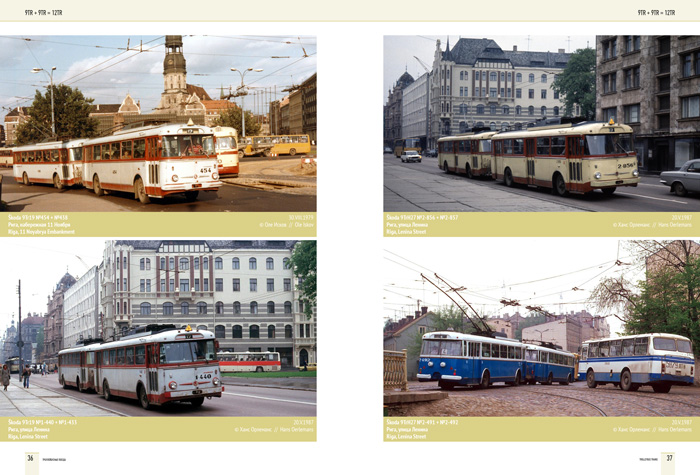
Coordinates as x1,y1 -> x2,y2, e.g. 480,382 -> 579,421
288,241 -> 316,319
551,48 -> 596,120
213,107 -> 261,137
406,305 -> 471,360
17,84 -> 99,144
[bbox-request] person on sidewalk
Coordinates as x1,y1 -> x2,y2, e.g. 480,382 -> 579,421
1,364 -> 10,391
22,365 -> 31,388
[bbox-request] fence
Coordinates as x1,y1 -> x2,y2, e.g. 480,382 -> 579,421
383,350 -> 408,391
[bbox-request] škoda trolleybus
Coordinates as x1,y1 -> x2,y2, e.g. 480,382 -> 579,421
58,325 -> 223,409
212,126 -> 239,176
12,139 -> 85,189
217,351 -> 281,372
438,130 -> 497,178
417,331 -> 525,389
523,344 -> 576,385
491,120 -> 639,196
82,122 -> 221,203
579,333 -> 694,393
393,137 -> 421,158
0,148 -> 13,167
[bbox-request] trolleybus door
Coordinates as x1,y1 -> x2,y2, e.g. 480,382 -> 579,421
525,138 -> 536,185
567,136 -> 584,192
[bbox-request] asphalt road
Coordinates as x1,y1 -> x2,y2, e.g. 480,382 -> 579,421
29,374 -> 316,417
384,154 -> 699,212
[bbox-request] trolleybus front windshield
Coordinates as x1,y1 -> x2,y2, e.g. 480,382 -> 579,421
422,339 -> 462,356
584,133 -> 634,156
159,340 -> 216,363
162,135 -> 215,157
216,136 -> 237,150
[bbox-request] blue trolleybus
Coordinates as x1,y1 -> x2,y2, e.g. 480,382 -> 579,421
579,333 -> 694,393
417,331 -> 525,389
524,344 -> 576,385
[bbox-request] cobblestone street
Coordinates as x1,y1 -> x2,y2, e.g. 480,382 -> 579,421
386,381 -> 700,417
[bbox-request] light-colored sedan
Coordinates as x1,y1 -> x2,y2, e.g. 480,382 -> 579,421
660,159 -> 700,196
400,150 -> 422,163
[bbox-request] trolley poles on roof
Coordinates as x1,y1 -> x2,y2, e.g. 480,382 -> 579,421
31,67 -> 57,139
230,67 -> 263,138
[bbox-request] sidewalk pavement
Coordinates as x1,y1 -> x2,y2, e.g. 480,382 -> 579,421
0,378 -> 122,417
222,376 -> 317,391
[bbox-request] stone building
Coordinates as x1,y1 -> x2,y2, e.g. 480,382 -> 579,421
521,311 -> 610,352
3,107 -> 29,146
43,273 -> 77,365
383,307 -> 433,379
301,73 -> 317,143
63,266 -> 100,349
597,36 -> 700,172
401,72 -> 430,151
384,71 -> 414,149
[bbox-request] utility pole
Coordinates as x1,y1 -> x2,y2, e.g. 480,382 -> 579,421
17,280 -> 24,381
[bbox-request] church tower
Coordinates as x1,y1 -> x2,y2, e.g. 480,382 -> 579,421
157,35 -> 188,110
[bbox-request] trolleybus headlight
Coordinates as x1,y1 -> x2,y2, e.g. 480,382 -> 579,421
172,174 -> 179,182
212,172 -> 219,180
169,381 -> 178,390
212,377 -> 220,386
440,362 -> 446,368
632,170 -> 639,177
594,172 -> 602,180
427,361 -> 433,367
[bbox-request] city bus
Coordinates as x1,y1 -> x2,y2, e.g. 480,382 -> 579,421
4,357 -> 20,374
579,333 -> 694,393
212,126 -> 239,176
12,139 -> 85,189
523,344 -> 576,385
0,148 -> 12,167
217,351 -> 281,372
240,134 -> 311,157
417,331 -> 525,389
438,130 -> 497,178
58,325 -> 223,409
491,120 -> 640,196
393,137 -> 421,158
82,122 -> 221,203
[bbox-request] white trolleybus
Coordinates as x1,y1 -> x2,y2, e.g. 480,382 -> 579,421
579,333 -> 695,393
82,122 -> 221,203
12,139 -> 85,189
212,126 -> 239,176
58,325 -> 223,409
491,119 -> 640,196
438,130 -> 497,178
217,351 -> 281,372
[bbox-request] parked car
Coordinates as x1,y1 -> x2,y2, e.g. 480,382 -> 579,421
660,159 -> 700,196
384,147 -> 393,154
424,148 -> 437,157
400,150 -> 422,163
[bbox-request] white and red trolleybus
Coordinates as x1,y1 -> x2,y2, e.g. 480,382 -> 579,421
217,351 -> 281,372
438,130 -> 497,178
58,326 -> 223,409
82,122 -> 221,203
213,126 -> 239,176
12,139 -> 85,189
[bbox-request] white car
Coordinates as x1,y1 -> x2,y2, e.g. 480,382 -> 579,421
400,150 -> 422,163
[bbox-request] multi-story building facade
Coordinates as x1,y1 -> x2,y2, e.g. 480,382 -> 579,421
43,273 -> 77,365
301,73 -> 317,143
3,107 -> 29,146
63,266 -> 100,349
428,38 -> 571,148
401,72 -> 430,150
384,71 -> 415,149
100,240 -> 316,367
288,89 -> 303,135
597,36 -> 700,172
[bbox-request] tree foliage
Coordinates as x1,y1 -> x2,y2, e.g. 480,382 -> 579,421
288,241 -> 316,320
16,84 -> 99,144
551,48 -> 596,120
213,106 -> 261,137
406,305 -> 470,359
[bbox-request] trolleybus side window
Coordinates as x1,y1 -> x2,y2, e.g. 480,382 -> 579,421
116,348 -> 125,365
134,139 -> 146,158
551,136 -> 566,155
500,345 -> 508,359
536,137 -> 550,155
482,343 -> 491,358
122,141 -> 133,159
589,342 -> 599,357
125,347 -> 134,365
622,338 -> 635,356
539,351 -> 547,362
634,337 -> 648,355
469,342 -> 480,357
508,346 -> 515,359
610,340 -> 622,356
599,341 -> 610,357
135,346 -> 145,365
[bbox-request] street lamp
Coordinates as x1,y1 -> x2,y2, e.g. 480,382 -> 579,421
31,67 -> 57,138
230,67 -> 263,138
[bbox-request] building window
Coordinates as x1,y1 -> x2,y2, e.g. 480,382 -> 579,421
283,257 -> 290,269
180,279 -> 189,292
602,37 -> 618,60
266,257 -> 274,270
169,279 -> 174,292
215,278 -> 223,292
250,301 -> 258,314
160,257 -> 165,269
284,278 -> 291,291
475,71 -> 480,81
553,90 -> 559,99
250,325 -> 260,339
267,278 -> 274,292
197,302 -> 207,314
625,35 -> 640,53
160,279 -> 166,292
140,279 -> 145,292
215,325 -> 225,339
489,104 -> 497,115
216,301 -> 224,314
285,301 -> 292,314
541,89 -> 547,99
624,66 -> 640,89
603,107 -> 617,122
249,258 -> 257,270
515,105 -> 522,115
268,325 -> 275,339
215,257 -> 223,269
250,278 -> 257,292
528,89 -> 534,99
179,257 -> 189,270
233,278 -> 240,292
267,301 -> 275,314
502,105 -> 510,115
233,301 -> 241,314
516,73 -> 522,83
140,302 -> 151,315
194,278 -> 200,291
541,106 -> 547,116
516,89 -> 522,99
681,95 -> 700,118
528,106 -> 534,116
602,72 -> 617,94
490,71 -> 497,82
181,302 -> 189,315
529,73 -> 535,83
203,257 -> 209,270
285,325 -> 292,338
163,302 -> 173,315
140,258 -> 145,270
232,325 -> 242,339
541,74 -> 547,83
232,257 -> 240,269
476,104 -> 484,114
553,106 -> 559,116
489,87 -> 497,98
623,103 -> 641,123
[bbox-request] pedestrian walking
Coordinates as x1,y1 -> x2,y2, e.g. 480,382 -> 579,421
1,364 -> 10,391
22,365 -> 31,388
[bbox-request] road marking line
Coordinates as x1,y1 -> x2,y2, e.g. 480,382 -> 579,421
223,391 -> 316,406
616,192 -> 688,204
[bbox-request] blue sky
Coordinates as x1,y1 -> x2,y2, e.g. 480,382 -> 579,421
0,35 -> 316,114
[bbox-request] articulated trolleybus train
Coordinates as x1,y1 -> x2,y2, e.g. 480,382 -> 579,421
13,122 -> 221,203
58,325 -> 223,409
217,351 -> 281,372
579,332 -> 694,393
417,331 -> 575,389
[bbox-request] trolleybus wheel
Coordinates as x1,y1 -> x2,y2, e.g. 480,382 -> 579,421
673,182 -> 687,197
602,187 -> 616,196
184,190 -> 199,202
504,168 -> 514,187
256,366 -> 264,373
134,177 -> 150,204
289,148 -> 296,156
103,380 -> 113,401
560,373 -> 572,385
61,376 -> 68,389
53,174 -> 64,190
190,397 -> 205,407
545,373 -> 553,385
553,173 -> 567,196
513,370 -> 521,386
620,369 -> 633,391
465,164 -> 473,179
22,172 -> 30,186
77,377 -> 84,393
479,371 -> 490,389
138,384 -> 151,410
652,384 -> 671,394
93,175 -> 104,196
586,370 -> 597,388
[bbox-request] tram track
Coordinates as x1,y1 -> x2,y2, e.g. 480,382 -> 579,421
519,388 -> 608,417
